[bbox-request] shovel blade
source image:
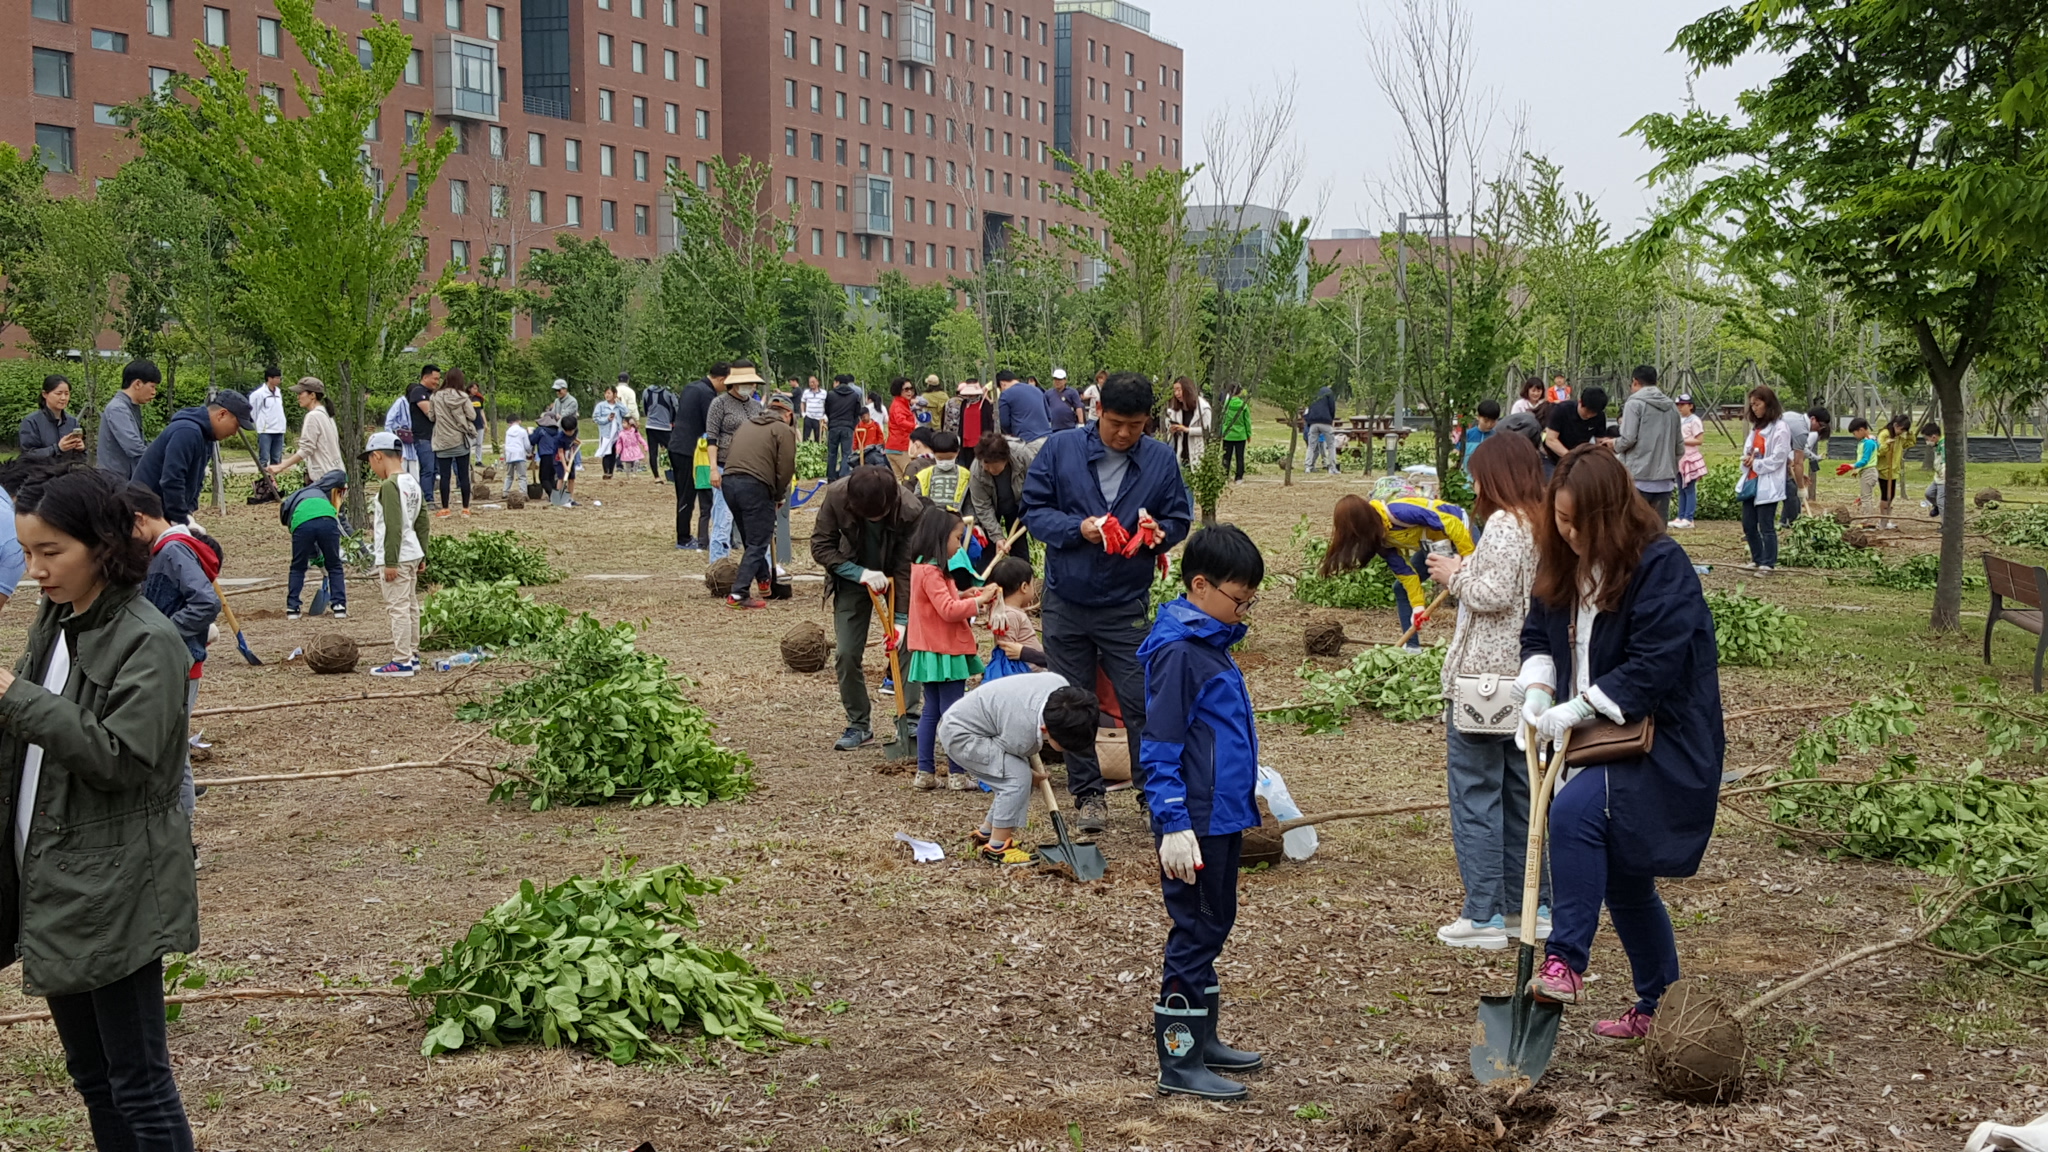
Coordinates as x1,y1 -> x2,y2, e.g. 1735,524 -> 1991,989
1039,809 -> 1106,881
1471,992 -> 1563,1084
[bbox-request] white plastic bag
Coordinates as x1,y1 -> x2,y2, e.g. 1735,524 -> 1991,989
1255,765 -> 1318,862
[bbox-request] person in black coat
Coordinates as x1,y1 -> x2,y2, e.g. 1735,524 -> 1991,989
670,363 -> 728,549
1514,444 -> 1723,1041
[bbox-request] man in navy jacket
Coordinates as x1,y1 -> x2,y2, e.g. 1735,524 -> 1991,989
133,391 -> 255,525
1022,372 -> 1192,833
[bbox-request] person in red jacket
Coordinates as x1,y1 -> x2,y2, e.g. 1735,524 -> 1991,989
904,505 -> 1000,789
885,376 -> 916,477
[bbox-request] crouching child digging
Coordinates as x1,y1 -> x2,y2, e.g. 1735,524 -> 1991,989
1141,524 -> 1266,1100
934,671 -> 1098,865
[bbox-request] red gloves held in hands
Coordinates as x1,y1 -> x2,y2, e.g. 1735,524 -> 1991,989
1098,511 -> 1164,557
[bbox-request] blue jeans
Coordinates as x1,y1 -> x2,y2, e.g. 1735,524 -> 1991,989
1779,479 -> 1801,527
1740,496 -> 1779,567
257,432 -> 285,468
288,518 -> 347,613
1392,547 -> 1430,650
1444,714 -> 1548,922
415,448 -> 438,505
1305,424 -> 1338,472
1546,767 -> 1682,1015
708,485 -> 735,561
914,678 -> 966,775
826,425 -> 856,480
1158,832 -> 1242,1000
1677,479 -> 1698,521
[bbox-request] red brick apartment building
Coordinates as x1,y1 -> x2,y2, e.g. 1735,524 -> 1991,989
6,0 -> 1179,293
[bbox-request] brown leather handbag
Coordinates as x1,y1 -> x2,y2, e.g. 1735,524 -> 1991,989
1563,615 -> 1655,767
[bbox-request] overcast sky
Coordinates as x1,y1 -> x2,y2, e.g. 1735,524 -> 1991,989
1161,0 -> 1784,237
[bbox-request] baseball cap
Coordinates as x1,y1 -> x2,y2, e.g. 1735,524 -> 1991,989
210,389 -> 255,429
361,430 -> 402,458
553,378 -> 569,391
1052,368 -> 1068,380
958,381 -> 984,396
1677,393 -> 1694,404
766,393 -> 795,411
293,376 -> 325,395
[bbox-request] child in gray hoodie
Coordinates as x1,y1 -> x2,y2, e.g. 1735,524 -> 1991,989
937,671 -> 1097,865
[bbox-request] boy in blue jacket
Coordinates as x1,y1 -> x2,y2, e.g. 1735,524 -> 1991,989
1139,523 -> 1265,1101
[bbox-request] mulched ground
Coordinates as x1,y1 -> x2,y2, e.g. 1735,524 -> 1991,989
0,466 -> 2040,1151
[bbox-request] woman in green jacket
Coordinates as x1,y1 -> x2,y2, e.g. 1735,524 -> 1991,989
0,463 -> 198,1150
1219,384 -> 1253,482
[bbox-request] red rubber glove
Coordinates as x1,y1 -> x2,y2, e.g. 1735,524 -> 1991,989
1835,462 -> 1855,476
1099,515 -> 1131,554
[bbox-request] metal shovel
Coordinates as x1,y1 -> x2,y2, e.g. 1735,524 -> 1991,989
1471,727 -> 1571,1084
867,584 -> 916,762
1034,759 -> 1106,881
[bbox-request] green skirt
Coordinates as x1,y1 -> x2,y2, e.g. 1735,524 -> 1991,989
908,651 -> 984,683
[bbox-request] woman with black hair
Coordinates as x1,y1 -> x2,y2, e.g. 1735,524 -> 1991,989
19,375 -> 85,459
0,461 -> 199,1148
1737,385 -> 1791,572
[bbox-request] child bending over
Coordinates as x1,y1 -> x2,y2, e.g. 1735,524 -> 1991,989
937,671 -> 1098,864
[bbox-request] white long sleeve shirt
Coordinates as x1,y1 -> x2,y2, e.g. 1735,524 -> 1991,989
503,422 -> 531,463
249,384 -> 288,434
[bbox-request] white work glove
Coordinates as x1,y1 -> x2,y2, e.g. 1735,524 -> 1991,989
857,569 -> 889,593
1158,830 -> 1203,884
207,622 -> 220,645
1536,696 -> 1598,745
1520,686 -> 1554,732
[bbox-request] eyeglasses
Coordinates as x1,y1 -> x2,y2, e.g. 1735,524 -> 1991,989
1215,586 -> 1259,615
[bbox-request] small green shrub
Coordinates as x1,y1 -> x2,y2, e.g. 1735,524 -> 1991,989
421,579 -> 570,649
795,439 -> 827,480
1706,587 -> 1809,667
423,529 -> 562,586
1778,516 -> 1876,569
1262,644 -> 1447,732
407,859 -> 800,1064
1694,462 -> 1742,521
1859,552 -> 1985,592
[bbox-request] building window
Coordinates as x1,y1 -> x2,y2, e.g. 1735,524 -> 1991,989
600,144 -> 615,176
202,5 -> 227,45
450,179 -> 468,214
33,0 -> 71,22
598,89 -> 614,121
809,37 -> 821,65
146,0 -> 171,37
148,66 -> 175,95
528,190 -> 545,224
694,3 -> 708,33
695,56 -> 709,87
835,43 -> 846,72
357,36 -> 374,68
811,181 -> 824,207
32,49 -> 73,99
634,150 -> 648,180
34,124 -> 73,173
783,30 -> 795,57
450,239 -> 470,269
664,103 -> 678,133
445,0 -> 462,27
597,33 -> 612,66
404,0 -> 420,16
784,129 -> 797,156
405,48 -> 422,84
694,109 -> 710,139
634,204 -> 649,235
601,200 -> 617,231
405,110 -> 425,144
665,49 -> 678,80
784,79 -> 796,107
488,124 -> 506,155
633,96 -> 647,127
858,97 -> 870,124
784,176 -> 797,204
810,85 -> 822,113
92,103 -> 122,126
564,138 -> 581,171
835,92 -> 846,119
694,160 -> 709,187
526,131 -> 544,165
834,184 -> 846,210
836,232 -> 847,257
632,41 -> 646,73
565,194 -> 582,226
662,0 -> 676,24
812,228 -> 823,255
490,184 -> 508,217
94,28 -> 130,53
835,137 -> 846,164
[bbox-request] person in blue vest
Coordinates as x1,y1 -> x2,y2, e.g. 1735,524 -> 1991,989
1516,444 -> 1724,1041
1022,371 -> 1192,834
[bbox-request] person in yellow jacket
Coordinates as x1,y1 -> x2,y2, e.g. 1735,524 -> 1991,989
1873,414 -> 1913,529
911,430 -> 968,512
1320,493 -> 1475,650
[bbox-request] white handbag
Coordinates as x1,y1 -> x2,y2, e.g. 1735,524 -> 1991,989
1451,673 -> 1523,735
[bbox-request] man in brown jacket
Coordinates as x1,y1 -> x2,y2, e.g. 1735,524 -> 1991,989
722,394 -> 798,609
810,465 -> 926,750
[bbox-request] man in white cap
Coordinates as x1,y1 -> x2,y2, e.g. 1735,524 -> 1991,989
548,379 -> 579,423
1045,367 -> 1084,432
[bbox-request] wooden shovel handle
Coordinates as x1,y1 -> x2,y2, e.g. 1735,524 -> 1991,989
211,580 -> 247,636
1516,728 -> 1571,948
1392,589 -> 1452,649
976,525 -> 1030,581
867,584 -> 908,719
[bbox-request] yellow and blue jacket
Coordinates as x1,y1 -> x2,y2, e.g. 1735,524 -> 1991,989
1375,497 -> 1475,609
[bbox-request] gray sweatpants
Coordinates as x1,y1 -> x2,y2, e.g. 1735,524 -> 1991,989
942,730 -> 1033,830
179,680 -> 198,817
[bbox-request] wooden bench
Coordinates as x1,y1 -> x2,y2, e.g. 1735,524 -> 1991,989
1983,554 -> 2048,692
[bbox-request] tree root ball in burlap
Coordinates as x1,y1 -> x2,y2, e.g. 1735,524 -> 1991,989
1843,527 -> 1876,550
1304,617 -> 1349,658
704,556 -> 740,596
1644,979 -> 1747,1104
1830,507 -> 1854,527
306,633 -> 359,675
479,466 -> 497,482
1241,797 -> 1285,867
506,490 -> 526,510
780,621 -> 832,673
1977,487 -> 2004,509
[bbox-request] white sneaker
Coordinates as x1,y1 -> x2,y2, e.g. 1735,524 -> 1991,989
1756,565 -> 1774,574
1437,915 -> 1509,950
1884,521 -> 1897,530
1505,905 -> 1553,942
1736,560 -> 1758,570
946,771 -> 968,791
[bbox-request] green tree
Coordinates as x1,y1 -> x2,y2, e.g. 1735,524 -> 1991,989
663,156 -> 797,369
441,276 -> 519,430
875,270 -> 954,381
0,145 -> 52,341
1636,0 -> 2048,632
132,0 -> 455,521
524,236 -> 632,387
1050,155 -> 1205,388
10,194 -> 124,417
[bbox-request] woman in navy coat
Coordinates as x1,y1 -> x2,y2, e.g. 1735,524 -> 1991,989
1514,445 -> 1724,1039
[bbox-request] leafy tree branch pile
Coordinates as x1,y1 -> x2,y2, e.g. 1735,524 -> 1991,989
1706,588 -> 1810,668
459,617 -> 753,811
423,530 -> 563,587
1759,689 -> 2048,980
1263,645 -> 1448,733
406,860 -> 801,1064
421,579 -> 571,650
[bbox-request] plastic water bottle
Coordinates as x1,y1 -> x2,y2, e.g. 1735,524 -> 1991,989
435,646 -> 489,672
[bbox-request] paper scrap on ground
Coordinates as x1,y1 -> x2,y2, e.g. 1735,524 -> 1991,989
894,833 -> 945,862
1969,1114 -> 2048,1152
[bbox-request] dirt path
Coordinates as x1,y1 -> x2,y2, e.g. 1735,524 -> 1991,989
0,470 -> 2038,1151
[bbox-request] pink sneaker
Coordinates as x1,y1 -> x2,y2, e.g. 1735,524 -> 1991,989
1593,1007 -> 1654,1039
1527,955 -> 1583,1005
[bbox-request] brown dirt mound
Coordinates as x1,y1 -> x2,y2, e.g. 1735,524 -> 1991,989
1830,507 -> 1854,526
305,633 -> 358,675
780,621 -> 832,672
1343,1073 -> 1555,1152
1977,487 -> 2004,508
1645,979 -> 1747,1104
1305,616 -> 1349,657
704,556 -> 739,595
506,489 -> 526,510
